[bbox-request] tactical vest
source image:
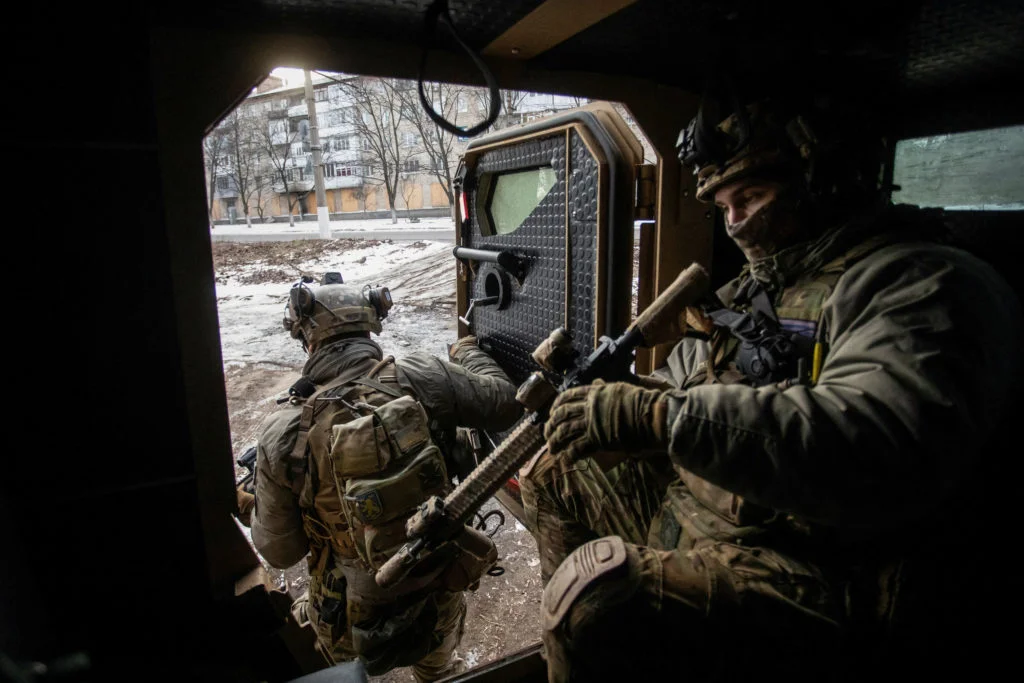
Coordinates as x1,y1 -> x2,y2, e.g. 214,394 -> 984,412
668,236 -> 893,542
286,356 -> 497,664
284,357 -> 450,652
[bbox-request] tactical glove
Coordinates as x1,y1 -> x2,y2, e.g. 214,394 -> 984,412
236,486 -> 255,527
544,381 -> 671,464
448,335 -> 478,363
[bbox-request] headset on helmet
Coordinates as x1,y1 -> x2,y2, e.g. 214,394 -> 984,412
283,272 -> 393,350
677,90 -> 888,206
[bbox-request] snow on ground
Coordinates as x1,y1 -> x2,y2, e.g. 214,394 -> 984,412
211,215 -> 455,236
216,238 -> 454,370
212,235 -> 543,681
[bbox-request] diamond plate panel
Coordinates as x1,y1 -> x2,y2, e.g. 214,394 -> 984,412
464,129 -> 603,384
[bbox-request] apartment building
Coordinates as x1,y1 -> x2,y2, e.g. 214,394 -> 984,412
205,73 -> 588,223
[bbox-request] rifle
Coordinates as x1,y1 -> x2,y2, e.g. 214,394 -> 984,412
236,445 -> 258,494
375,262 -> 710,588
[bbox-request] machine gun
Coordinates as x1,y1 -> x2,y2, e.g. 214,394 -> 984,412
236,445 -> 258,494
375,262 -> 710,588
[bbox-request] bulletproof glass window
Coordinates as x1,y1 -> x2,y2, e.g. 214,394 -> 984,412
477,167 -> 558,236
892,124 -> 1024,210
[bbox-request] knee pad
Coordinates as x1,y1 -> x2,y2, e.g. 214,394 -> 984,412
541,536 -> 631,633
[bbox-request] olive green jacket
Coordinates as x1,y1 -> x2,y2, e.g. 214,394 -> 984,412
251,338 -> 521,568
655,205 -> 1023,530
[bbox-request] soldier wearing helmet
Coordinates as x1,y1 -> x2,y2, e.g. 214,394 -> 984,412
237,273 -> 522,682
521,94 -> 1024,681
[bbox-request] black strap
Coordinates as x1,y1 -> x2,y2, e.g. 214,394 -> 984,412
749,286 -> 779,323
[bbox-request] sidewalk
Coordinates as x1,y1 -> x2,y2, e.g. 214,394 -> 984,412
210,216 -> 455,236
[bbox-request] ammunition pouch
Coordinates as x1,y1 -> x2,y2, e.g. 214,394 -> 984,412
308,560 -> 349,647
332,394 -> 451,572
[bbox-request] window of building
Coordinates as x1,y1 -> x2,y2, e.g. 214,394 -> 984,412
402,132 -> 417,147
216,176 -> 230,190
458,95 -> 468,113
325,164 -> 361,178
315,88 -> 328,102
402,159 -> 420,173
286,168 -> 305,182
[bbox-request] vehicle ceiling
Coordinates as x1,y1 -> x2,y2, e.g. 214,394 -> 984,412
158,0 -> 1024,138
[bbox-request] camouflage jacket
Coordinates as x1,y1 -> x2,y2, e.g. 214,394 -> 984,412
251,337 -> 521,569
653,204 -> 1023,535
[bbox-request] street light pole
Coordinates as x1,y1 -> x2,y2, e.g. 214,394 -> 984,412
304,69 -> 331,239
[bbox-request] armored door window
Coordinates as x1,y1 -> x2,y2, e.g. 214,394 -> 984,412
479,167 -> 559,236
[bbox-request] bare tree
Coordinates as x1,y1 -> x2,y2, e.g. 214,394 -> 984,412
251,171 -> 277,222
399,81 -> 465,217
258,114 -> 308,226
202,132 -> 227,228
221,108 -> 267,227
399,176 -> 418,219
338,77 -> 411,224
471,88 -> 531,130
502,89 -> 531,124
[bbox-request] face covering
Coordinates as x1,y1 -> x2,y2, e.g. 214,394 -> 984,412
726,191 -> 806,262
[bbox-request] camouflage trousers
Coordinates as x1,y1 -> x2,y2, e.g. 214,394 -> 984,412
520,454 -> 849,683
307,581 -> 466,682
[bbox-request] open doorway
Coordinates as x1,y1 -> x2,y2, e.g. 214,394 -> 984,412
203,65 -> 652,680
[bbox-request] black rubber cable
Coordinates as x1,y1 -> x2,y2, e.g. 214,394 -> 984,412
417,0 -> 501,137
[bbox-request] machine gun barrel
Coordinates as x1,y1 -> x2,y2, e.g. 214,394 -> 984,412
375,263 -> 709,589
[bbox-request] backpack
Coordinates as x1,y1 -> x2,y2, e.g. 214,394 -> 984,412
287,356 -> 450,572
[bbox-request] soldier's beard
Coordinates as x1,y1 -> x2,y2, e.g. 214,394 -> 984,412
726,194 -> 806,262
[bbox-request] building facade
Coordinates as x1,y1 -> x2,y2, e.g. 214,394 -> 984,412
204,73 -> 588,223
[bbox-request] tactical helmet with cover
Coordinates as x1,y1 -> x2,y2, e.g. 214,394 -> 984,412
283,272 -> 393,351
677,91 -> 889,207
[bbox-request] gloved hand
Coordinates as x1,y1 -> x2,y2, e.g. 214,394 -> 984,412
543,381 -> 671,464
236,486 -> 255,527
448,335 -> 478,363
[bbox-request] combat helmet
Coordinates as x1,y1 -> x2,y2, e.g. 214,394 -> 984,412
677,92 -> 888,205
283,272 -> 393,351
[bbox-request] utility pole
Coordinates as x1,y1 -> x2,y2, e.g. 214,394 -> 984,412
304,69 -> 331,239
